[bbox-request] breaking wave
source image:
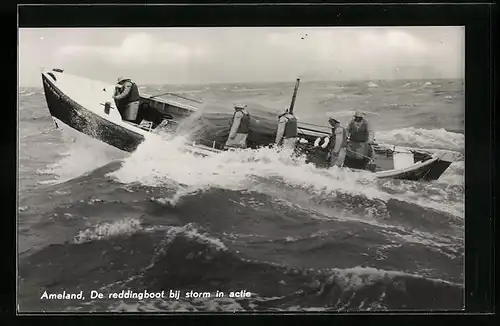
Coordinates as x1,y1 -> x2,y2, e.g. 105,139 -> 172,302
19,79 -> 464,312
107,131 -> 463,219
376,127 -> 464,152
73,218 -> 145,244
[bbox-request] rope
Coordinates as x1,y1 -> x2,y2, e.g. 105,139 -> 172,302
149,92 -> 203,104
345,147 -> 375,162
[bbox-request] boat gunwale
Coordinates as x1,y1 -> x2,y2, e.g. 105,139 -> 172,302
42,71 -> 199,140
41,69 -> 454,181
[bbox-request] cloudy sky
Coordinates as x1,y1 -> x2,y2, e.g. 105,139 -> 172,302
18,27 -> 464,87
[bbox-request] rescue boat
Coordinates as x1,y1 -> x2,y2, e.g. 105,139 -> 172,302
40,69 -> 454,182
189,127 -> 455,182
293,124 -> 454,181
41,68 -> 199,153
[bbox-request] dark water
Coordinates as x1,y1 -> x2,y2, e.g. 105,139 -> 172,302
18,79 -> 465,312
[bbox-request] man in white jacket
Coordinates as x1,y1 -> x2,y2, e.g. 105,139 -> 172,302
225,104 -> 250,149
275,107 -> 298,151
326,116 -> 348,167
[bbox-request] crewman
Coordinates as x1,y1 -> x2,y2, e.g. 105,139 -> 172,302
225,104 -> 250,149
275,106 -> 298,151
326,116 -> 348,167
346,111 -> 375,167
113,76 -> 141,122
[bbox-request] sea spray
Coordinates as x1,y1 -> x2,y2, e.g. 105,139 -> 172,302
376,127 -> 464,151
73,218 -> 144,244
37,123 -> 126,184
108,133 -> 463,218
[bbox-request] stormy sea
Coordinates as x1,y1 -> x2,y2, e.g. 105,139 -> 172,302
18,79 -> 465,312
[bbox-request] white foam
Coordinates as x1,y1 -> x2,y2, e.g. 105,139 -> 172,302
107,131 -> 464,219
437,161 -> 465,186
328,266 -> 458,291
20,91 -> 36,97
380,228 -> 463,260
376,127 -> 464,151
73,217 -> 144,244
38,121 -> 127,184
106,296 -> 244,312
108,134 -> 387,201
412,194 -> 463,218
164,224 -> 228,252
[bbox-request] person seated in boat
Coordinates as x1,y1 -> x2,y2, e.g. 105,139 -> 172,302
346,111 -> 375,169
112,77 -> 141,122
274,106 -> 298,151
326,116 -> 348,168
224,104 -> 250,149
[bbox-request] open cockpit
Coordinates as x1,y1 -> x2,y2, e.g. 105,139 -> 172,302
105,92 -> 201,133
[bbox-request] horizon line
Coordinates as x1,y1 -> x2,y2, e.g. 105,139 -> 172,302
18,76 -> 464,89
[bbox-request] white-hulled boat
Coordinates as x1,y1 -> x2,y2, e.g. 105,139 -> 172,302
41,69 -> 454,181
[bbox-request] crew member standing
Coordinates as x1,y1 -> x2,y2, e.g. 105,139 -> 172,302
225,104 -> 250,149
326,116 -> 348,167
346,111 -> 374,168
113,76 -> 141,122
275,107 -> 298,151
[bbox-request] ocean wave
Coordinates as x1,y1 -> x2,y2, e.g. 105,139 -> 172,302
107,133 -> 464,219
161,223 -> 228,252
19,78 -> 465,313
127,229 -> 463,311
19,221 -> 462,312
73,218 -> 145,244
437,161 -> 464,186
37,127 -> 126,184
18,176 -> 463,312
20,126 -> 58,140
20,91 -> 37,97
109,135 -> 387,205
376,127 -> 464,151
27,123 -> 463,232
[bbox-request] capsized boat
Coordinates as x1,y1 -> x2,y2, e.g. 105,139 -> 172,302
40,69 -> 454,181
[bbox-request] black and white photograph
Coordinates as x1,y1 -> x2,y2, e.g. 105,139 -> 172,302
18,26 -> 465,312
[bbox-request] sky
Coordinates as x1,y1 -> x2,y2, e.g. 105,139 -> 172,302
18,27 -> 464,87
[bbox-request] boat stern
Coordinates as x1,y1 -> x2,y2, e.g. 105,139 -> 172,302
433,150 -> 455,163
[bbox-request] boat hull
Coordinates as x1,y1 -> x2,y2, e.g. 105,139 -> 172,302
42,72 -> 145,152
296,143 -> 453,181
41,70 -> 453,182
376,159 -> 452,181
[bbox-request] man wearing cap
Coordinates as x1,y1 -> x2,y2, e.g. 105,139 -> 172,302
326,116 -> 348,167
225,104 -> 250,149
275,106 -> 298,151
113,76 -> 141,122
346,111 -> 375,168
